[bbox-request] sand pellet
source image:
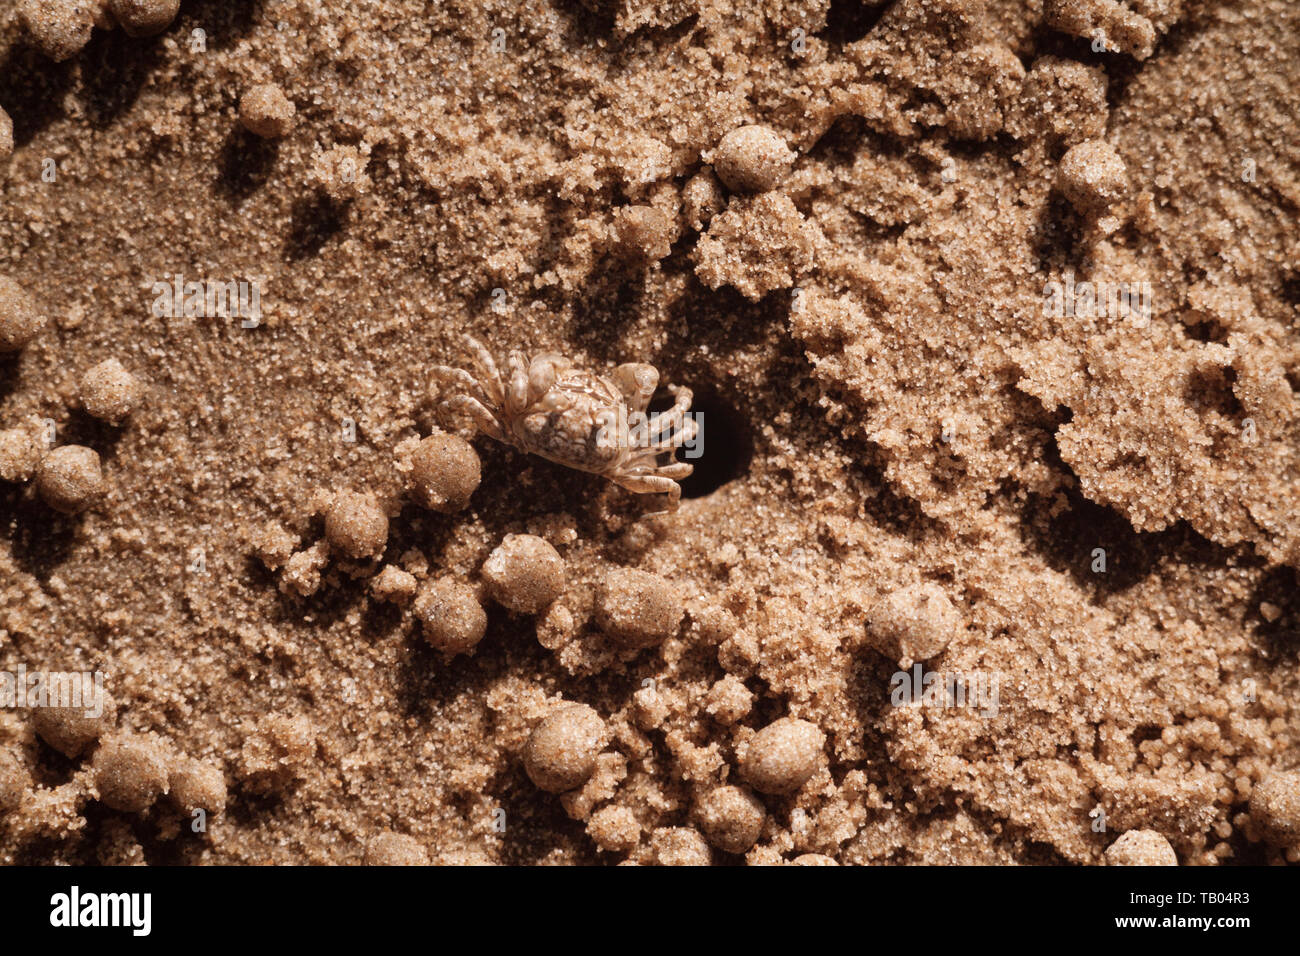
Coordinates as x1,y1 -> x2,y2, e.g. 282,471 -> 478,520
0,276 -> 45,353
30,691 -> 118,758
865,583 -> 962,665
594,567 -> 683,649
35,445 -> 104,514
741,717 -> 824,795
524,703 -> 607,793
708,125 -> 795,193
323,491 -> 388,560
413,577 -> 486,656
92,733 -> 171,813
239,83 -> 296,139
79,358 -> 141,423
365,831 -> 430,866
694,785 -> 765,854
1105,830 -> 1179,866
107,0 -> 180,37
481,534 -> 564,614
406,431 -> 480,513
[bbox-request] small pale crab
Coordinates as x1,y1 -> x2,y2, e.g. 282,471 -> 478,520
433,337 -> 698,514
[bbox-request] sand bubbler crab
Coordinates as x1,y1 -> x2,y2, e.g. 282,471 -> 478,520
433,337 -> 699,514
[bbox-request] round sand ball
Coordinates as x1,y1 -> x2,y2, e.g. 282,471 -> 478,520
239,83 -> 296,139
792,853 -> 839,866
0,107 -> 13,159
1249,770 -> 1300,845
611,205 -> 674,264
413,577 -> 486,656
0,751 -> 30,813
107,0 -> 179,37
1057,139 -> 1128,215
365,831 -> 430,866
481,533 -> 564,614
409,432 -> 480,512
324,491 -> 388,559
92,733 -> 170,813
865,582 -> 961,665
30,690 -> 117,758
1105,829 -> 1178,866
741,717 -> 825,795
595,567 -> 684,649
524,703 -> 607,793
168,759 -> 227,815
79,358 -> 141,424
0,276 -> 45,353
648,826 -> 712,866
694,785 -> 765,854
0,427 -> 43,483
18,0 -> 95,62
710,125 -> 796,193
36,445 -> 104,514
587,805 -> 641,854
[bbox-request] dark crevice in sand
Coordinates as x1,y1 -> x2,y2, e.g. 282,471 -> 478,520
0,43 -> 75,148
818,0 -> 892,46
78,28 -> 165,130
0,490 -> 81,580
216,126 -> 281,201
1014,450 -> 1236,603
283,194 -> 348,261
178,0 -> 264,51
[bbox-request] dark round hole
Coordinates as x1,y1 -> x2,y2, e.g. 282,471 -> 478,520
647,383 -> 753,499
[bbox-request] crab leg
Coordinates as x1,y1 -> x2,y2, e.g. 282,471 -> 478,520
633,418 -> 698,457
647,386 -> 694,443
463,336 -> 505,407
505,351 -> 530,419
432,366 -> 495,408
611,473 -> 682,514
443,395 -> 506,443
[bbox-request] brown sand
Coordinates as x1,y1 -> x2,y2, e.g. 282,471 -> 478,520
0,0 -> 1297,865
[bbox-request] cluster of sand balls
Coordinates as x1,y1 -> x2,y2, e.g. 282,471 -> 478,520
8,692 -> 227,823
0,276 -> 142,512
270,417 -> 827,861
0,439 -> 105,514
262,491 -> 390,597
259,431 -> 483,605
412,532 -> 563,657
19,0 -> 181,62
